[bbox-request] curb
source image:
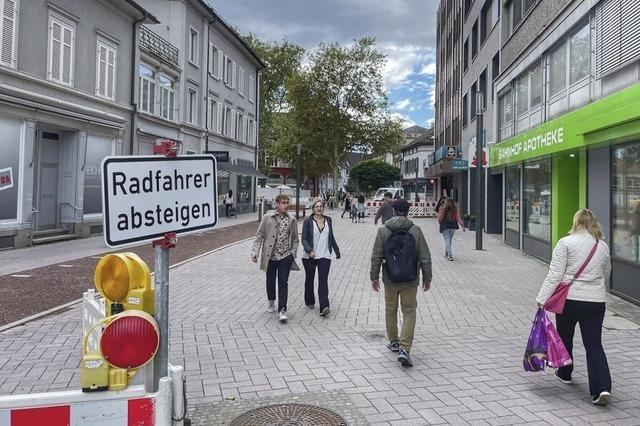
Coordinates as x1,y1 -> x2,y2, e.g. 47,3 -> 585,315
0,237 -> 255,333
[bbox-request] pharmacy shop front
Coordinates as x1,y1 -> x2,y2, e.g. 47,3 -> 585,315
490,83 -> 640,304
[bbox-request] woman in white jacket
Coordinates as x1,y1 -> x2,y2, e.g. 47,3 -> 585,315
536,209 -> 612,406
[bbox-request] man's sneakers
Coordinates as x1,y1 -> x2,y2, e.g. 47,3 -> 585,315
386,340 -> 400,352
278,310 -> 288,323
397,348 -> 413,366
267,300 -> 276,313
593,391 -> 611,406
320,307 -> 330,317
554,371 -> 572,384
306,304 -> 315,309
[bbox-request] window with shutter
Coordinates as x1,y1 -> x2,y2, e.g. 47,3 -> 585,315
216,104 -> 223,134
231,109 -> 237,138
216,49 -> 223,80
208,43 -> 215,75
232,61 -> 237,89
238,67 -> 245,96
96,39 -> 117,100
243,116 -> 248,143
248,76 -> 255,103
0,0 -> 17,67
208,98 -> 217,130
48,14 -> 75,86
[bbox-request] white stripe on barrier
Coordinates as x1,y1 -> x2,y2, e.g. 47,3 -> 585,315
71,398 -> 126,424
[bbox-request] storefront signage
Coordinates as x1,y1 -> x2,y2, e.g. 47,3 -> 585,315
451,160 -> 468,170
0,167 -> 13,191
490,82 -> 640,167
205,151 -> 229,163
101,155 -> 218,247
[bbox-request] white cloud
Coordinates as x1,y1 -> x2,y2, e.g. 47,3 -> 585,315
380,44 -> 435,91
426,118 -> 435,128
390,112 -> 416,129
419,62 -> 437,76
394,98 -> 411,111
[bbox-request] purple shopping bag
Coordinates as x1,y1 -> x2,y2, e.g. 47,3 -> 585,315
523,308 -> 548,372
543,311 -> 573,368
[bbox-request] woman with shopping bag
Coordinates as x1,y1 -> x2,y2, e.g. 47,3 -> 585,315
535,209 -> 612,406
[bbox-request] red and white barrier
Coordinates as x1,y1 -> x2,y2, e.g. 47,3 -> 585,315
365,200 -> 438,218
0,378 -> 170,425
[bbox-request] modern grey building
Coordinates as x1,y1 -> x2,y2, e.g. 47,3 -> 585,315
460,0 -> 502,232
0,0 -> 157,249
134,0 -> 264,216
489,0 -> 640,303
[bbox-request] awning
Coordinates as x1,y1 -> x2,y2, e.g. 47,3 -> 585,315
218,161 -> 267,178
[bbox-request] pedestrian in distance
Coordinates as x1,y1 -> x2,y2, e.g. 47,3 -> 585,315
374,192 -> 394,225
251,194 -> 300,323
350,201 -> 358,223
438,198 -> 465,261
223,190 -> 234,218
535,209 -> 612,406
370,199 -> 432,367
357,194 -> 366,222
341,193 -> 352,219
301,199 -> 341,317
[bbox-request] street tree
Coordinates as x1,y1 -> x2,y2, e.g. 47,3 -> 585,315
347,159 -> 401,195
242,35 -> 304,174
277,37 -> 403,194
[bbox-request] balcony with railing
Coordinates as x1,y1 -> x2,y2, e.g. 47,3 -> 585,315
140,26 -> 179,67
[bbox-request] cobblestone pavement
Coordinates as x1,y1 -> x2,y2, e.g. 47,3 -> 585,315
1,213 -> 640,425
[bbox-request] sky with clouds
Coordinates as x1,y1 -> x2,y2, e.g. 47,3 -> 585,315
208,0 -> 438,129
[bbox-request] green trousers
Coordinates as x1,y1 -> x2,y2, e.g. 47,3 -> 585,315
384,286 -> 418,352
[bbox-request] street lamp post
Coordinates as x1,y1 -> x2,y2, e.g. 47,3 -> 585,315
475,92 -> 484,251
296,143 -> 301,220
415,157 -> 419,202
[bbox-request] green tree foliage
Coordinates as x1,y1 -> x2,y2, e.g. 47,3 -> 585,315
348,159 -> 401,194
277,38 -> 404,192
241,35 -> 304,173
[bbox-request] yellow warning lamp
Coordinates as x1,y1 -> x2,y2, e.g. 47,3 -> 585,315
81,311 -> 159,392
94,253 -> 154,316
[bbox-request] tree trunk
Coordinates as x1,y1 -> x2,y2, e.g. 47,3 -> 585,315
332,145 -> 340,199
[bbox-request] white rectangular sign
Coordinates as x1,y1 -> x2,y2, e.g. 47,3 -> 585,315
102,155 -> 217,247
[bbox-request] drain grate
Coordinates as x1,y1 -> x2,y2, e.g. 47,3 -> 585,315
230,403 -> 347,426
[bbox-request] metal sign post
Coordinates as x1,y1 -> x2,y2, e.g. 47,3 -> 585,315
152,139 -> 177,392
475,93 -> 485,251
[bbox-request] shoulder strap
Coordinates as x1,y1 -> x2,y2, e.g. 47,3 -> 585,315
572,240 -> 599,281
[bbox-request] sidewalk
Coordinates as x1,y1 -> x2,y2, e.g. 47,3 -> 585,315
0,211 -> 258,276
1,212 -> 639,424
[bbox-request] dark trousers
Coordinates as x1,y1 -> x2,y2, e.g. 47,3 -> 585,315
302,258 -> 331,311
266,254 -> 293,312
556,300 -> 612,396
225,203 -> 232,217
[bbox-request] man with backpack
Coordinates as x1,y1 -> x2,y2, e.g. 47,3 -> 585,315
370,199 -> 432,367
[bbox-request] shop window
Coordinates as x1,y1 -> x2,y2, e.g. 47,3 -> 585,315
217,174 -> 229,204
505,165 -> 520,233
530,62 -> 542,107
612,143 -> 640,264
498,89 -> 513,139
237,175 -> 252,204
84,136 -> 114,214
523,157 -> 551,241
0,117 -> 21,221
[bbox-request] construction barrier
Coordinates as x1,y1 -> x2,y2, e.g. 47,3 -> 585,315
0,376 -> 173,425
365,200 -> 438,218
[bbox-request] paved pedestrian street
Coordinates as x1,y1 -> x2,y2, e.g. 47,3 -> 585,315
1,213 -> 640,425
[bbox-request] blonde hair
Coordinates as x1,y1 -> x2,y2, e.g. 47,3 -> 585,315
570,209 -> 604,240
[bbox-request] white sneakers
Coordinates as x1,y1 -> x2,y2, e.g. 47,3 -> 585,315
267,300 -> 276,313
278,310 -> 288,322
593,391 -> 611,406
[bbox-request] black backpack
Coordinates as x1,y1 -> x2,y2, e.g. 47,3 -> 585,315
384,227 -> 418,282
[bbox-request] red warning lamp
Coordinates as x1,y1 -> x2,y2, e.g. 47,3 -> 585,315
101,311 -> 159,370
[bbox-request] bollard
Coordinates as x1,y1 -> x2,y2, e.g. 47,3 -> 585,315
258,200 -> 265,221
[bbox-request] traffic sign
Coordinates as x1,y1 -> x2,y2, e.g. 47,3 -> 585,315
446,146 -> 458,158
101,155 -> 218,247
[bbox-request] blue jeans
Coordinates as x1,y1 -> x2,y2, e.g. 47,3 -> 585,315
442,228 -> 455,257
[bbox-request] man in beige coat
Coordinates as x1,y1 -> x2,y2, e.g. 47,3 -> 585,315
251,194 -> 300,322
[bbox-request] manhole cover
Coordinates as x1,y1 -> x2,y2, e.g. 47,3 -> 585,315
230,403 -> 347,426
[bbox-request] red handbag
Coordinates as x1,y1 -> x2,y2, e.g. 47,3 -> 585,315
545,240 -> 599,314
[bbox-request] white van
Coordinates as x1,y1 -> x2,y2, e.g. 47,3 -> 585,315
372,188 -> 404,201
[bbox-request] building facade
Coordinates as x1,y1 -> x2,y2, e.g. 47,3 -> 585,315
431,0 -> 465,204
489,0 -> 640,303
135,0 -> 264,216
461,0 -> 502,230
401,130 -> 436,201
0,0 -> 156,249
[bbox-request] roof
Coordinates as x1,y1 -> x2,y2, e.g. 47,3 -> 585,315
400,128 -> 435,152
198,1 -> 265,69
403,125 -> 428,135
121,0 -> 160,23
